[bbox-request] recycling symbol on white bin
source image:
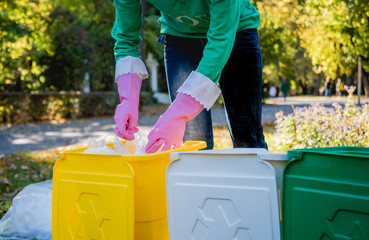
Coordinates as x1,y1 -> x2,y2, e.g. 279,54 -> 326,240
191,198 -> 252,240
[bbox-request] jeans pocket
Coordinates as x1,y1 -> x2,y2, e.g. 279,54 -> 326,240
237,29 -> 258,42
164,41 -> 177,56
164,35 -> 182,53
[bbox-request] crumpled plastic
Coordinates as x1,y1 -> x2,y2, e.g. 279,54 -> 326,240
0,180 -> 52,240
83,133 -> 148,155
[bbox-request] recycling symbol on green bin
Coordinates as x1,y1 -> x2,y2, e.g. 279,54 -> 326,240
191,198 -> 252,240
321,210 -> 369,239
69,193 -> 113,240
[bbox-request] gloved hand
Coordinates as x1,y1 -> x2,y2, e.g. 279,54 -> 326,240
114,73 -> 142,141
145,93 -> 204,153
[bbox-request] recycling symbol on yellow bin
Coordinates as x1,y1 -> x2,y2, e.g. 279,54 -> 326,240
69,193 -> 113,240
192,198 -> 252,240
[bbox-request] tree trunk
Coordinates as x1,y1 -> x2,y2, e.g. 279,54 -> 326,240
313,76 -> 321,96
362,67 -> 369,97
275,58 -> 282,83
299,80 -> 307,95
334,66 -> 341,96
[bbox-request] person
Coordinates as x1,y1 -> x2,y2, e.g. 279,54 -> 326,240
281,78 -> 289,101
336,78 -> 344,98
324,77 -> 332,98
269,85 -> 277,98
111,0 -> 268,153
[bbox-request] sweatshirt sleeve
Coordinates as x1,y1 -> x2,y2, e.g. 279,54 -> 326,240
196,0 -> 240,83
111,0 -> 143,61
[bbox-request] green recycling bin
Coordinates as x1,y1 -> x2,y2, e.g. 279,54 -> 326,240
282,147 -> 369,240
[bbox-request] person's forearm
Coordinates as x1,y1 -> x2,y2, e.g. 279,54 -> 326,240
196,0 -> 240,83
111,0 -> 143,61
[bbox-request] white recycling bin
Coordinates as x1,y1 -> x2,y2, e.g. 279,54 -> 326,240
166,148 -> 290,240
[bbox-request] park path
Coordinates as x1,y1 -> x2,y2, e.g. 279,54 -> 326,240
1,96 -> 368,154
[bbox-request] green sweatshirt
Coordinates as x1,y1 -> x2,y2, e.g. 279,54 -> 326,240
112,0 -> 260,83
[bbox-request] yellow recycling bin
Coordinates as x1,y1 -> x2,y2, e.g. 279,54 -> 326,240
52,141 -> 206,240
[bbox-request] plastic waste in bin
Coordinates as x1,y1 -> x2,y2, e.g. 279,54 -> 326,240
52,141 -> 206,240
166,148 -> 290,240
282,147 -> 369,240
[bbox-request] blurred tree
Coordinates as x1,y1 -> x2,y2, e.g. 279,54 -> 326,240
54,0 -> 164,92
43,0 -> 116,91
256,0 -> 316,94
143,7 -> 163,64
143,5 -> 166,92
0,0 -> 53,93
0,0 -> 163,93
296,0 -> 369,95
42,6 -> 93,91
3,0 -> 366,97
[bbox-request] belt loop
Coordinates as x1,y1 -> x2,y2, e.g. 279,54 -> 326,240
157,33 -> 167,44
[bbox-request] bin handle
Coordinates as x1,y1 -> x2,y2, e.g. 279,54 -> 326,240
288,147 -> 369,160
171,141 -> 207,154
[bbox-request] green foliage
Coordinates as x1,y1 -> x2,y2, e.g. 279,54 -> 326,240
0,0 -> 53,92
142,5 -> 166,92
0,0 -> 115,92
295,0 -> 369,77
46,0 -> 117,91
143,7 -> 163,62
257,0 -> 316,93
256,0 -> 369,93
1,0 -> 368,94
274,99 -> 369,152
0,199 -> 11,218
0,0 -> 163,93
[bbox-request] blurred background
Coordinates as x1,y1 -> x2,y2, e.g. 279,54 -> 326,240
0,0 -> 368,124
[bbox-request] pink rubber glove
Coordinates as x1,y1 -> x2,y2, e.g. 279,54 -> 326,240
145,93 -> 204,153
114,73 -> 142,141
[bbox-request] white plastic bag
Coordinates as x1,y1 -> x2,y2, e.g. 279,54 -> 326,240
125,132 -> 148,155
0,180 -> 52,240
83,136 -> 121,155
83,134 -> 148,155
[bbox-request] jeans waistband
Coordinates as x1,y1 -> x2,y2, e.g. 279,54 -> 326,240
156,28 -> 257,45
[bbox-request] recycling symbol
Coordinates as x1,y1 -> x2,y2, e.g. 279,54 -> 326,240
321,210 -> 369,239
69,193 -> 113,239
191,198 -> 252,240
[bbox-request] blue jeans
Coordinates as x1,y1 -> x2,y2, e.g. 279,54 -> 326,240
158,29 -> 267,150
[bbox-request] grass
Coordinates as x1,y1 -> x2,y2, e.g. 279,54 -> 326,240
0,125 -> 278,219
0,144 -> 84,218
